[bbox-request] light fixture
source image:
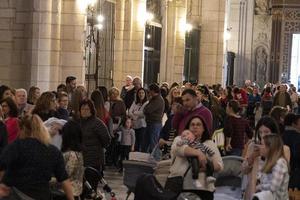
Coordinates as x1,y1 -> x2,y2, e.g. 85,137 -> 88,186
146,34 -> 151,39
96,24 -> 103,30
185,23 -> 193,32
146,12 -> 154,22
97,15 -> 104,23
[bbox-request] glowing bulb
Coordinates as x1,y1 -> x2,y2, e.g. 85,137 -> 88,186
96,24 -> 103,30
185,23 -> 193,32
146,12 -> 154,22
146,34 -> 151,39
97,15 -> 104,22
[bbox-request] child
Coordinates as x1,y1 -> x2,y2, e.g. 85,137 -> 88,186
253,134 -> 289,200
178,130 -> 216,185
118,116 -> 135,172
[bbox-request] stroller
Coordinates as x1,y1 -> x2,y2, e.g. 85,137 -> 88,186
122,152 -> 157,200
214,156 -> 244,200
81,167 -> 116,200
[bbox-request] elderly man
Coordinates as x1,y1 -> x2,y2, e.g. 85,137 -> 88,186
15,88 -> 34,117
120,75 -> 133,100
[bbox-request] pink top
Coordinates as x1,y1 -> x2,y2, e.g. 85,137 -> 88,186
5,117 -> 19,143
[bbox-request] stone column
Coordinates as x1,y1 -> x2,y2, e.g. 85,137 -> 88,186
114,0 -> 145,89
200,0 -> 225,84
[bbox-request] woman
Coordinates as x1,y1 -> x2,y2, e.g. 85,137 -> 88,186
269,106 -> 288,135
0,105 -> 8,154
219,86 -> 233,110
32,92 -> 57,121
61,120 -> 84,199
27,86 -> 41,105
167,87 -> 181,106
79,99 -> 111,174
91,90 -> 112,134
168,115 -> 223,200
224,100 -> 252,156
0,85 -> 14,101
108,87 -> 126,126
0,115 -> 74,200
242,116 -> 290,200
0,97 -> 19,143
128,87 -> 148,151
261,86 -> 273,116
253,134 -> 289,200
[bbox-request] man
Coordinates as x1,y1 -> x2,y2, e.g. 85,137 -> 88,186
124,77 -> 142,109
65,76 -> 76,97
143,83 -> 165,153
15,89 -> 34,117
173,89 -> 213,136
273,84 -> 292,111
120,75 -> 133,100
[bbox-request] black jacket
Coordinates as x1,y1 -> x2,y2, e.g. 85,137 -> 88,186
0,121 -> 7,154
80,116 -> 111,167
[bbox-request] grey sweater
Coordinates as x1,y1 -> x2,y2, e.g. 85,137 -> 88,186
120,127 -> 135,146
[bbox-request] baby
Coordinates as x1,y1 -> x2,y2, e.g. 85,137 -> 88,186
178,130 -> 216,185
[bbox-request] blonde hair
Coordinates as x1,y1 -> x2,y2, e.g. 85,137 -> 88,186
19,114 -> 51,145
262,134 -> 286,173
108,87 -> 120,100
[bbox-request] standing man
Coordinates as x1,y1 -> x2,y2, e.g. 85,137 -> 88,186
173,89 -> 213,136
65,76 -> 77,99
143,84 -> 165,153
273,84 -> 292,111
124,77 -> 142,109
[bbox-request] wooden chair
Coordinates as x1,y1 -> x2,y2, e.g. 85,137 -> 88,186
289,188 -> 300,200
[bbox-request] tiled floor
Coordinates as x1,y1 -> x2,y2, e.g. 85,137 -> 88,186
102,167 -> 134,200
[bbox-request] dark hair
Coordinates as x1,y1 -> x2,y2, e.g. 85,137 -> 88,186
160,87 -> 168,98
79,99 -> 96,117
122,116 -> 132,128
0,85 -> 12,100
182,88 -> 197,97
57,84 -> 67,93
0,97 -> 18,118
32,92 -> 56,114
91,90 -> 107,120
233,87 -> 240,94
57,91 -> 68,101
228,100 -> 240,113
284,113 -> 296,126
61,120 -> 82,152
65,76 -> 76,84
226,86 -> 233,100
170,82 -> 179,90
97,86 -> 108,102
255,116 -> 280,141
27,86 -> 40,104
172,96 -> 183,105
265,86 -> 271,94
148,83 -> 160,94
269,106 -> 288,122
197,85 -> 210,96
185,115 -> 210,142
135,88 -> 148,104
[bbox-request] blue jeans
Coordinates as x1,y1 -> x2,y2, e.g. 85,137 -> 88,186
142,123 -> 162,153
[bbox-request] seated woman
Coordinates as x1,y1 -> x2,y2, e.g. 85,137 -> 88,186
168,115 -> 223,200
242,116 -> 290,200
0,114 -> 74,200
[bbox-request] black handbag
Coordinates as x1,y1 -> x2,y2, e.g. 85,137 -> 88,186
165,165 -> 191,195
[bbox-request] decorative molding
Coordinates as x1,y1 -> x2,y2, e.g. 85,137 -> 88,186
281,8 -> 300,80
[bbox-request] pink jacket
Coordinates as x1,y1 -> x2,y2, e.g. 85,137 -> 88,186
5,117 -> 19,143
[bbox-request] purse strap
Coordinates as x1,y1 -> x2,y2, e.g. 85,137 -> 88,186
172,156 -> 191,178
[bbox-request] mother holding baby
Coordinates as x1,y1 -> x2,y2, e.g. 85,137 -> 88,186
167,115 -> 223,200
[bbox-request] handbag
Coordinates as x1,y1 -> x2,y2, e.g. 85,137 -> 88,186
164,161 -> 191,195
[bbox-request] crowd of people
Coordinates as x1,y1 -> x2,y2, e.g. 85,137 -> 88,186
0,75 -> 299,200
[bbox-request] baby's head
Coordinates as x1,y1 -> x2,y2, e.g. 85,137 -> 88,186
181,130 -> 195,142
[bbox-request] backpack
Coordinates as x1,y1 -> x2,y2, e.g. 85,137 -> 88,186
134,174 -> 178,200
